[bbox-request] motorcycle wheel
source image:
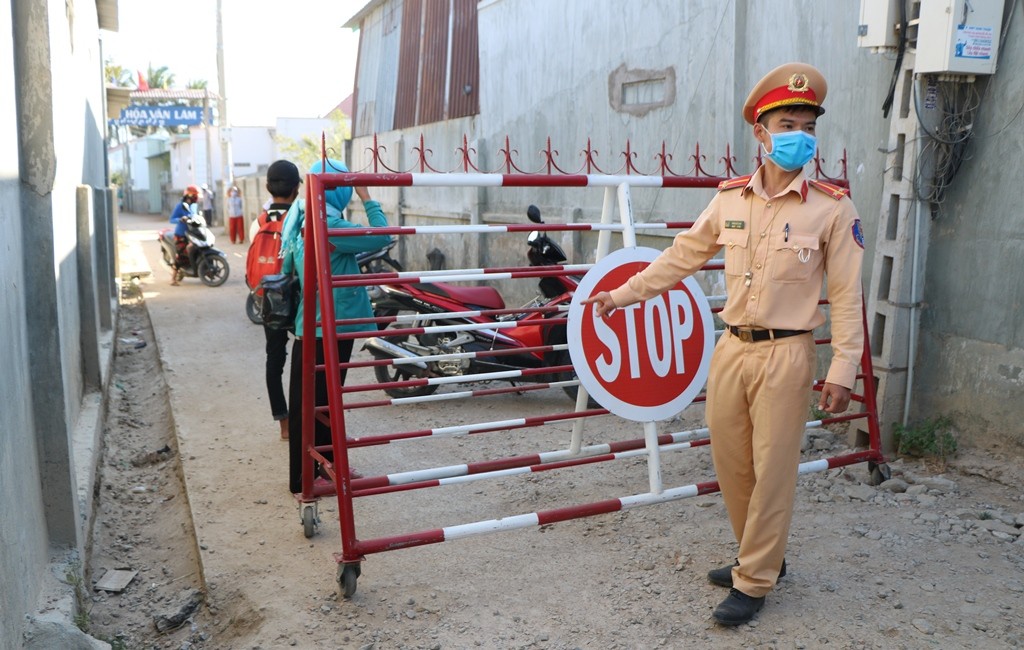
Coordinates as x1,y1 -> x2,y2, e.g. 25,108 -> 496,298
371,332 -> 439,398
551,350 -> 599,408
245,292 -> 263,325
197,255 -> 230,287
161,245 -> 173,266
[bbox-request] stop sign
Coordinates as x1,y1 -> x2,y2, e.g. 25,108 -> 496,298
568,247 -> 714,422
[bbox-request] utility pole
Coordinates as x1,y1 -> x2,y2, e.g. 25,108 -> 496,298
217,0 -> 233,191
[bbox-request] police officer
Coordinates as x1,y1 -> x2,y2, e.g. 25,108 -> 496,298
585,62 -> 865,625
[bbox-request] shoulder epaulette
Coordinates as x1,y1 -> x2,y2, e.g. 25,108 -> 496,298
807,179 -> 851,200
717,175 -> 752,192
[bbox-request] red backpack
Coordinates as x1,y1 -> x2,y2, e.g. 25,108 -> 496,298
245,209 -> 287,294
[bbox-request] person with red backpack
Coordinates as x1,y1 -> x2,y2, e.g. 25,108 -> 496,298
246,160 -> 302,439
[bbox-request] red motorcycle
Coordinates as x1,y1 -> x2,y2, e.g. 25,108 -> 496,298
363,205 -> 585,401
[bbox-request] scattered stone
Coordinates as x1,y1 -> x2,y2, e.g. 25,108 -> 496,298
131,445 -> 174,467
844,485 -> 877,502
153,589 -> 204,633
878,478 -> 909,493
975,519 -> 1021,537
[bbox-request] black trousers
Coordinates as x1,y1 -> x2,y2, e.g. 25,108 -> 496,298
287,337 -> 354,493
264,326 -> 290,420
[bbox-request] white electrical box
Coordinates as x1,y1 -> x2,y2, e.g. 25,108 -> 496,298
916,0 -> 1005,75
858,0 -> 902,49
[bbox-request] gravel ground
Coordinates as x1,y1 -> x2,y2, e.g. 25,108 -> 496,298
81,215 -> 1024,650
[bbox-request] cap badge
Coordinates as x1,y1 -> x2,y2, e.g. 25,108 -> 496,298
787,73 -> 810,93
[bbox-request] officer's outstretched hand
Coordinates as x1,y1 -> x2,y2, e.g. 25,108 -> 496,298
818,382 -> 851,414
581,291 -> 617,318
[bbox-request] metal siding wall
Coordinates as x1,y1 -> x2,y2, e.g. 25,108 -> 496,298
393,0 -> 422,130
375,2 -> 404,137
417,0 -> 450,125
353,1 -> 403,138
447,0 -> 479,119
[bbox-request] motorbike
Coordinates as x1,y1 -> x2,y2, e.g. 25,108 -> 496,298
245,239 -> 404,325
363,205 -> 588,403
158,214 -> 230,287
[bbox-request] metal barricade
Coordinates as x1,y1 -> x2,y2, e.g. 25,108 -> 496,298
294,168 -> 885,598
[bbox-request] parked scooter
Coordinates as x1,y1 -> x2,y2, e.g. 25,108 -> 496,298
158,214 -> 230,287
245,240 -> 404,324
363,205 -> 586,402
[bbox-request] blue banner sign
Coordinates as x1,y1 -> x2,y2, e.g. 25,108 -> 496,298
111,105 -> 211,127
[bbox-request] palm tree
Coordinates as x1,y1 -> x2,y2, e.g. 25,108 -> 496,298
104,59 -> 133,87
145,65 -> 176,91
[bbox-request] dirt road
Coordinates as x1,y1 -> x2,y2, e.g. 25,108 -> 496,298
85,212 -> 1024,649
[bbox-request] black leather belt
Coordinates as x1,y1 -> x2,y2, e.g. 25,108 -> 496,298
727,326 -> 809,343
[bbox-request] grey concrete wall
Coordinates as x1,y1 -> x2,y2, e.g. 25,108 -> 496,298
2,0 -> 117,646
350,0 -> 892,306
0,1 -> 51,641
912,12 -> 1024,446
347,0 -> 1023,447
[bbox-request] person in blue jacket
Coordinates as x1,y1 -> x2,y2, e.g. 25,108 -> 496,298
169,185 -> 200,285
279,158 -> 392,493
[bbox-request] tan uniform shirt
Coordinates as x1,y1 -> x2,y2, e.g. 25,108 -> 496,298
609,167 -> 864,388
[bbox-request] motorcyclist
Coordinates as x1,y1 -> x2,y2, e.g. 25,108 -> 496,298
169,185 -> 199,285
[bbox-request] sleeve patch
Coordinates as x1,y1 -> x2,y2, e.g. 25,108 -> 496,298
808,179 -> 851,200
717,175 -> 751,192
852,219 -> 865,249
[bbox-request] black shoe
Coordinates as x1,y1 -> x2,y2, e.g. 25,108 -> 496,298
713,588 -> 765,626
707,559 -> 786,588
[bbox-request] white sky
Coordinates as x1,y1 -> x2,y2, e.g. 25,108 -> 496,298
102,0 -> 368,125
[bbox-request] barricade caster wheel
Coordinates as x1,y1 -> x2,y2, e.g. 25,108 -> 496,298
301,504 -> 318,538
868,461 -> 891,486
338,563 -> 361,599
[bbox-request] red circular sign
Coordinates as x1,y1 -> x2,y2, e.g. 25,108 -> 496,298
568,248 -> 714,422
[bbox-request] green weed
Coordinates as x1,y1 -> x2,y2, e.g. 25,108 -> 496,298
893,416 -> 957,462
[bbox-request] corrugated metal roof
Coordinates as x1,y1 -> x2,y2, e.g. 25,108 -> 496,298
343,0 -> 386,29
129,89 -> 218,101
393,0 -> 422,129
417,0 -> 449,124
447,0 -> 479,119
352,0 -> 479,134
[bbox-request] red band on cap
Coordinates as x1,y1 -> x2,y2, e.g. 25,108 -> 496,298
754,84 -> 819,120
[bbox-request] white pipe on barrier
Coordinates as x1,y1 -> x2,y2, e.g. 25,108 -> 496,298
338,222 -> 681,237
438,455 -> 844,544
617,182 -> 638,248
379,263 -> 593,281
381,343 -> 569,367
395,173 -> 676,189
644,421 -> 664,495
382,425 -> 717,486
572,186 -> 620,454
383,380 -> 580,406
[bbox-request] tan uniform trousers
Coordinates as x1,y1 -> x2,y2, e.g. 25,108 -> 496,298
706,329 -> 816,598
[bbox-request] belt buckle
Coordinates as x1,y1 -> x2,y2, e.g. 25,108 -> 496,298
736,328 -> 754,343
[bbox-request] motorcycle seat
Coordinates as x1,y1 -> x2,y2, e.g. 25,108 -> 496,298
418,282 -> 505,311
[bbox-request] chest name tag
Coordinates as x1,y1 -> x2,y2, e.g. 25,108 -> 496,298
724,220 -> 746,230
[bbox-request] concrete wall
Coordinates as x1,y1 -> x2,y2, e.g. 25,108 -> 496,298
350,0 -> 891,306
349,0 -> 1024,447
913,9 -> 1024,446
1,0 -> 117,646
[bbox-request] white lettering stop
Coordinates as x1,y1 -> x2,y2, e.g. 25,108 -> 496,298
593,290 -> 694,382
568,247 -> 714,422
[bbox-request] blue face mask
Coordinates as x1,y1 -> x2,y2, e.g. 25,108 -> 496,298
761,129 -> 817,172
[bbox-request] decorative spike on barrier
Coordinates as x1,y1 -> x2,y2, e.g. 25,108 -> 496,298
355,132 -> 849,182
294,136 -> 881,599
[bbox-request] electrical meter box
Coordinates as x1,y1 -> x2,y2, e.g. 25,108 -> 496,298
858,0 -> 902,49
916,0 -> 1005,75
